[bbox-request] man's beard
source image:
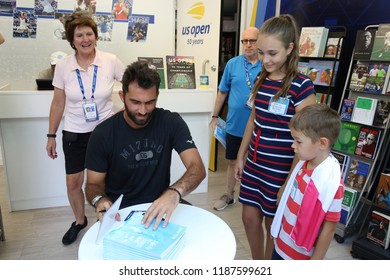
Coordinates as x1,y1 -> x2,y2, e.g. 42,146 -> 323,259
124,103 -> 153,126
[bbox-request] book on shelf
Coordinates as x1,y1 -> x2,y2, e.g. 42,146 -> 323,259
384,76 -> 390,95
370,24 -> 390,61
374,173 -> 390,211
331,150 -> 350,182
366,210 -> 390,249
340,99 -> 355,121
307,59 -> 337,87
373,100 -> 390,128
324,37 -> 343,59
315,92 -> 332,105
348,62 -> 369,92
333,121 -> 361,154
354,126 -> 381,159
363,63 -> 390,94
353,29 -> 376,60
344,159 -> 371,192
166,55 -> 196,89
298,26 -> 329,57
340,186 -> 359,225
297,61 -> 309,75
137,57 -> 166,89
351,96 -> 378,126
214,117 -> 226,149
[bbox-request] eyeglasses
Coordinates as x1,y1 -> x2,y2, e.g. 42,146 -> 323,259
241,39 -> 257,45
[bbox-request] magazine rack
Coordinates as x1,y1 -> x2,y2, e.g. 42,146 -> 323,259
333,25 -> 390,259
298,25 -> 347,109
350,114 -> 390,259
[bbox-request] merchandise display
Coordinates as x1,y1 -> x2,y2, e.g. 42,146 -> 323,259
337,24 -> 390,259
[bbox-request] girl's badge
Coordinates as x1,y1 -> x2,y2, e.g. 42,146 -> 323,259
268,97 -> 289,115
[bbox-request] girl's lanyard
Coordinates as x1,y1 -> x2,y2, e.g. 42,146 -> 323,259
76,65 -> 99,122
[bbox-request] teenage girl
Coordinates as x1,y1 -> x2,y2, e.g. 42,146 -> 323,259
234,14 -> 317,260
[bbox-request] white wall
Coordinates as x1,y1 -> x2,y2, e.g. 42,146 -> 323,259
0,0 -> 175,90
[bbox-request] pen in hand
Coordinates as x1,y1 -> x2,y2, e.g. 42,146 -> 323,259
99,209 -> 106,213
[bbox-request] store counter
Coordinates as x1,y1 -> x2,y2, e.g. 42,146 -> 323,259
0,89 -> 215,211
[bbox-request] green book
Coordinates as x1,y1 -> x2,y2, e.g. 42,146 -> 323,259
333,121 -> 361,154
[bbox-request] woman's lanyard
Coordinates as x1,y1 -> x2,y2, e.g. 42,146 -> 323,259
76,65 -> 98,100
76,65 -> 99,122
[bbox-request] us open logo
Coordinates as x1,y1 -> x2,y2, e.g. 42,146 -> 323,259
186,2 -> 205,19
182,1 -> 210,45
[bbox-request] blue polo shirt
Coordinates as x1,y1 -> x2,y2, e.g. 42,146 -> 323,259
219,54 -> 261,137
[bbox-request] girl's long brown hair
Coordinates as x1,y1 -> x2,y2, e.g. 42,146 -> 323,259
252,14 -> 300,101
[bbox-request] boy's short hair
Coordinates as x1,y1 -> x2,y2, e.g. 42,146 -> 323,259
289,103 -> 341,148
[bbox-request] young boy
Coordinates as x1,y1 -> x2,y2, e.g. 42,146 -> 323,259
270,103 -> 344,260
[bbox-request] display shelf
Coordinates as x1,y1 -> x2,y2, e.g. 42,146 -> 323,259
299,25 -> 347,108
342,25 -> 390,258
333,25 -> 390,247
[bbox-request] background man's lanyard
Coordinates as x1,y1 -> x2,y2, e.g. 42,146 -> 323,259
244,58 -> 253,90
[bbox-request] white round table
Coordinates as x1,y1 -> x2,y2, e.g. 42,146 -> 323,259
78,203 -> 236,260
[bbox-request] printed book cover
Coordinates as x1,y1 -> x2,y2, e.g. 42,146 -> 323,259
340,186 -> 359,225
103,210 -> 186,260
374,173 -> 390,211
307,59 -> 336,87
333,121 -> 361,154
340,99 -> 355,121
354,126 -> 381,159
384,77 -> 390,95
351,96 -> 378,126
373,100 -> 390,128
315,92 -> 332,105
353,29 -> 376,60
297,61 -> 309,75
348,63 -> 369,92
299,27 -> 329,57
370,24 -> 390,61
166,56 -> 196,89
138,57 -> 166,89
363,64 -> 389,94
214,117 -> 226,149
366,210 -> 390,249
344,159 -> 371,192
324,37 -> 343,59
331,150 -> 350,182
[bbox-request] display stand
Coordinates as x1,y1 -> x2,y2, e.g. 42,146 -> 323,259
333,25 -> 381,243
351,127 -> 390,259
333,25 -> 390,256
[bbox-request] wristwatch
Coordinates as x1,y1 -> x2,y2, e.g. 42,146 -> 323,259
91,195 -> 105,208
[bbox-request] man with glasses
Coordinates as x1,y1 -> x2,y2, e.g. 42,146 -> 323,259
210,27 -> 262,211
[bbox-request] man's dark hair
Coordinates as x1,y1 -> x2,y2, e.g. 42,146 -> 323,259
122,61 -> 161,94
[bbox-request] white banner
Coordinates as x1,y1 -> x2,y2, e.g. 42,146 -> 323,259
176,1 -> 221,90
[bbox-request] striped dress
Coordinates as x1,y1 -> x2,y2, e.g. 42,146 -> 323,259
238,75 -> 315,217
